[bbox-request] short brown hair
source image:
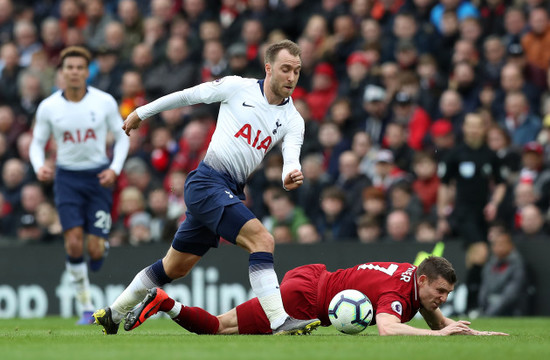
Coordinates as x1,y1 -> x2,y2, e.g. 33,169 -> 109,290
417,256 -> 457,284
265,40 -> 301,64
59,46 -> 92,67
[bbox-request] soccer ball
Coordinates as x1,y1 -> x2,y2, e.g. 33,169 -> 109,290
328,289 -> 373,335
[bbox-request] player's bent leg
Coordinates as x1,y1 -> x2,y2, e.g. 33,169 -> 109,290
235,218 -> 274,253
162,247 -> 202,279
87,234 -> 109,272
64,227 -> 85,257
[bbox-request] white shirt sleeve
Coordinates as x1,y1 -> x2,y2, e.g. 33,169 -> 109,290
281,112 -> 304,187
29,102 -> 51,173
106,96 -> 130,175
136,76 -> 242,120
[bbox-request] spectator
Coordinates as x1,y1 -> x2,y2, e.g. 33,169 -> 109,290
388,181 -> 423,227
171,119 -> 213,175
384,122 -> 415,172
437,89 -> 464,135
128,211 -> 153,246
117,0 -> 144,54
514,204 -> 548,242
0,0 -> 14,45
263,189 -> 309,243
0,42 -> 23,105
371,149 -> 403,191
14,183 -> 46,243
415,219 -> 438,243
296,223 -> 321,244
521,7 -> 550,73
391,91 -> 432,151
200,40 -> 228,82
450,61 -> 480,114
119,70 -> 147,120
519,141 -> 550,211
13,20 -> 42,68
356,214 -> 383,244
316,186 -> 357,242
1,158 -> 26,223
430,0 -> 480,34
328,97 -> 358,142
166,170 -> 187,221
427,118 -> 456,161
506,42 -> 547,92
39,18 -> 64,68
147,187 -> 178,242
130,43 -> 154,80
35,201 -> 63,243
351,131 -> 379,180
339,51 -> 371,119
90,46 -> 126,101
335,150 -> 372,216
384,210 -> 414,242
296,153 -> 331,222
360,186 -> 387,224
500,91 -> 541,146
412,151 -> 440,215
493,63 -> 540,121
82,0 -> 113,52
480,35 -> 506,87
305,62 -> 338,122
479,228 -> 528,316
318,121 -> 349,181
361,84 -> 390,144
294,99 -> 322,157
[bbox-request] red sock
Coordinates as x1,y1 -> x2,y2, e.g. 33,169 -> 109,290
172,305 -> 220,334
159,297 -> 175,312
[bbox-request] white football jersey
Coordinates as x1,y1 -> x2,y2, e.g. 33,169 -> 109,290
30,87 -> 130,174
137,76 -> 304,185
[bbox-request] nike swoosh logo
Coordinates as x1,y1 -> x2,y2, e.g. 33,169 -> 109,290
242,102 -> 255,108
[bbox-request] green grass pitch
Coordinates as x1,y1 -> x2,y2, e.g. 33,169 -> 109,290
1,317 -> 549,360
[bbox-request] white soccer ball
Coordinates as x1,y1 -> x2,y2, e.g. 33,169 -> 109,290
328,289 -> 373,335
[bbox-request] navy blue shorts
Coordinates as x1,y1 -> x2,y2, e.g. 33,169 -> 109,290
172,162 -> 255,256
54,166 -> 113,238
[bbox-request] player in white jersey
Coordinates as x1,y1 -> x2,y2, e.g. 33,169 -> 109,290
29,46 -> 130,325
94,40 -> 321,335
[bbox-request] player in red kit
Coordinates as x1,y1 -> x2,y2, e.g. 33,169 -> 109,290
123,257 -> 508,336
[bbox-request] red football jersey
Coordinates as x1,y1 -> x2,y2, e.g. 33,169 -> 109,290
319,262 -> 421,325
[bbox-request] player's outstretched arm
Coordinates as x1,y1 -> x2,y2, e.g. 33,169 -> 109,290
122,110 -> 143,136
420,308 -> 509,336
376,313 -> 471,336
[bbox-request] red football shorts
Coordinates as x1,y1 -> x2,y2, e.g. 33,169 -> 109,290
235,264 -> 327,334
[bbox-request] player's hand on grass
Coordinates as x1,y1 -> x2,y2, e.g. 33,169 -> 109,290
283,169 -> 304,191
439,320 -> 474,335
122,110 -> 142,136
37,165 -> 54,182
98,168 -> 117,187
471,329 -> 509,336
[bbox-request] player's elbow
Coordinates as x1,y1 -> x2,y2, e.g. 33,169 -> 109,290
377,324 -> 395,336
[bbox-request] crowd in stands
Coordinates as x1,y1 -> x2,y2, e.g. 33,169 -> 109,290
0,0 -> 549,302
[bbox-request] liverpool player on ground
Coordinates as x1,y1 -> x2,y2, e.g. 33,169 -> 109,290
125,257 -> 508,336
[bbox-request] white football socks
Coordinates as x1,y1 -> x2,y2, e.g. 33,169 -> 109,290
110,268 -> 156,323
249,264 -> 288,329
66,261 -> 94,312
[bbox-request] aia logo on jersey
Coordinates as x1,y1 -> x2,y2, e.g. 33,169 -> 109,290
234,124 -> 272,153
63,129 -> 97,143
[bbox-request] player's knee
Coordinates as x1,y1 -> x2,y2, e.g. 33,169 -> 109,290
87,237 -> 105,260
64,231 -> 84,257
248,231 -> 274,253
